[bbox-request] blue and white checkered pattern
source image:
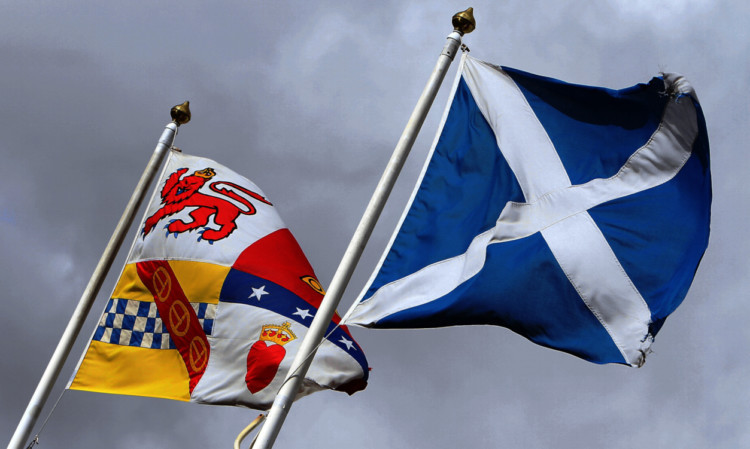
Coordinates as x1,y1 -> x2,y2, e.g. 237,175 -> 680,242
93,298 -> 216,349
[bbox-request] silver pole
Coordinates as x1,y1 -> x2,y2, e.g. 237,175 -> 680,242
251,9 -> 475,449
7,102 -> 192,449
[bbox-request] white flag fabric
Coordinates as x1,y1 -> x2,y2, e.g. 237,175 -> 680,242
71,151 -> 368,408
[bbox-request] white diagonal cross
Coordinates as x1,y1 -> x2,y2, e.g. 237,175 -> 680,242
348,58 -> 699,366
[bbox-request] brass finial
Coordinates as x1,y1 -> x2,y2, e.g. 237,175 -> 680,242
452,7 -> 476,35
170,101 -> 191,126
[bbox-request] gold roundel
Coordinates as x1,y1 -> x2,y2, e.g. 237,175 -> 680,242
152,266 -> 172,302
301,275 -> 326,295
168,301 -> 191,337
188,336 -> 208,372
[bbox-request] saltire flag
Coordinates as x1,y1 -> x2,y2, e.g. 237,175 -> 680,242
346,55 -> 710,367
70,151 -> 368,409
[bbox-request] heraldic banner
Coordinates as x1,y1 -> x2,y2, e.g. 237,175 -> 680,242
69,151 -> 368,409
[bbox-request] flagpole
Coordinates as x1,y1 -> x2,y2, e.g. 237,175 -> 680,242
251,9 -> 476,449
8,102 -> 192,449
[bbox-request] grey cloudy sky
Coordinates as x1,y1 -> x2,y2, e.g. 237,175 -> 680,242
2,1 -> 748,448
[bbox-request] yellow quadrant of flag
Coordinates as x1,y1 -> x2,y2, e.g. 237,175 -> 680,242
69,260 -> 230,400
111,260 -> 228,304
70,341 -> 191,401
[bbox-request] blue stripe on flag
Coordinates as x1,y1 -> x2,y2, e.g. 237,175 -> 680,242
376,232 -> 626,364
364,78 -> 524,298
503,67 -> 667,185
220,269 -> 369,378
589,133 -> 711,330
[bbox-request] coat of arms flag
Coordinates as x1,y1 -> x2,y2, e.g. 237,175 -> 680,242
69,151 -> 368,409
345,55 -> 710,367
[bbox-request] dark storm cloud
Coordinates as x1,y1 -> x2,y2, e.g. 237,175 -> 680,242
2,1 -> 748,448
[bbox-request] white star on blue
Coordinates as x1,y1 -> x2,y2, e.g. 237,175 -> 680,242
293,308 -> 313,320
339,336 -> 355,351
249,285 -> 269,301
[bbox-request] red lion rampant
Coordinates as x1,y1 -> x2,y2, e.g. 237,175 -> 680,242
142,167 -> 272,243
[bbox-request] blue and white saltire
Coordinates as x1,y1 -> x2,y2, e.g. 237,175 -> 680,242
345,55 -> 711,367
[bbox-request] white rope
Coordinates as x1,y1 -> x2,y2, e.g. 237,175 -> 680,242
25,389 -> 67,448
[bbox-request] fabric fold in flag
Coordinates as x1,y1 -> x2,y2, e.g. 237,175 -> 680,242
70,151 -> 368,409
346,55 -> 710,367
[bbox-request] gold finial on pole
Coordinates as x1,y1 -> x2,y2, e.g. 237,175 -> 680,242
452,7 -> 476,35
170,101 -> 191,126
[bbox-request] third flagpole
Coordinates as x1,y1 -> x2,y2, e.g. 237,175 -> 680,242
251,8 -> 476,449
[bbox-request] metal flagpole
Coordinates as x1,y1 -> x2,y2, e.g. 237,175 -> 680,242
251,9 -> 476,449
7,102 -> 192,449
